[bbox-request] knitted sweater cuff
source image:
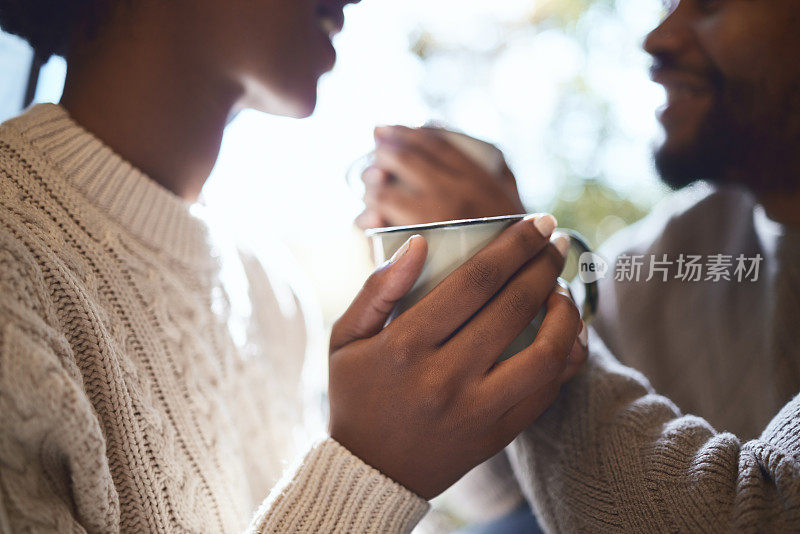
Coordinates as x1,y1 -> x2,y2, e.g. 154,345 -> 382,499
249,438 -> 429,533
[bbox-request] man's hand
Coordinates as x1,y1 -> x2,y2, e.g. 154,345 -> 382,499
355,126 -> 525,229
329,215 -> 587,499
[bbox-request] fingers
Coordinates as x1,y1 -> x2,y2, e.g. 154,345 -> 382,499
361,166 -> 392,189
559,332 -> 588,384
393,214 -> 557,344
493,324 -> 588,441
355,209 -> 388,230
483,289 -> 582,413
494,380 -> 561,444
330,235 -> 428,352
366,126 -> 526,225
355,211 -> 376,230
363,178 -> 425,226
498,161 -> 526,212
499,159 -> 516,186
360,166 -> 419,227
372,139 -> 448,193
444,240 -> 567,371
376,125 -> 478,176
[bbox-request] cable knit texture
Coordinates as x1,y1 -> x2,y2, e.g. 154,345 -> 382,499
510,334 -> 800,532
0,104 -> 428,533
507,187 -> 800,532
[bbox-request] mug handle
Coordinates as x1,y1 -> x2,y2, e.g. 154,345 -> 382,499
562,229 -> 599,325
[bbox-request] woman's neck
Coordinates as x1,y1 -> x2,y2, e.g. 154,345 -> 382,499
60,26 -> 243,201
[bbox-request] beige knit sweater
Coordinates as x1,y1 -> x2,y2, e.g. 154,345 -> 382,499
0,104 -> 428,533
509,186 -> 800,532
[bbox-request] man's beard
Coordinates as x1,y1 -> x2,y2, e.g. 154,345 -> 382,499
654,72 -> 800,194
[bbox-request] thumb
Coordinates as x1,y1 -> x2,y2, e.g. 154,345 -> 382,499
499,158 -> 515,184
498,161 -> 525,212
330,235 -> 427,352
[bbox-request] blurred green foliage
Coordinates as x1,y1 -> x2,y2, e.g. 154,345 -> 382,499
526,0 -> 616,30
550,179 -> 651,248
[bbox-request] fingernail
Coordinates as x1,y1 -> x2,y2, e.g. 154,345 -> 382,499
555,278 -> 573,300
525,213 -> 557,239
389,235 -> 417,263
578,321 -> 588,350
551,232 -> 570,258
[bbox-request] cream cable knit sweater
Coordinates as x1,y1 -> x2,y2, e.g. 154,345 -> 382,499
0,104 -> 428,533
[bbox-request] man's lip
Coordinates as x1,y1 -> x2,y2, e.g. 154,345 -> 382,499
650,67 -> 715,93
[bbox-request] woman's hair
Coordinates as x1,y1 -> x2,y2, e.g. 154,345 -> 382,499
0,1 -> 110,59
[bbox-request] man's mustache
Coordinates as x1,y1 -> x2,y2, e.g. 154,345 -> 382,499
650,54 -> 725,92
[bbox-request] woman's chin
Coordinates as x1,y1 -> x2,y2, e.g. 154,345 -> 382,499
285,97 -> 317,119
245,85 -> 318,119
277,90 -> 318,118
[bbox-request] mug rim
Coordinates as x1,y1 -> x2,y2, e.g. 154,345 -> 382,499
365,214 -> 527,237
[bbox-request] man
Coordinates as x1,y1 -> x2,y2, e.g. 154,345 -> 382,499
361,0 -> 800,530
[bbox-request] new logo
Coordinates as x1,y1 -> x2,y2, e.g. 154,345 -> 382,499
578,252 -> 609,283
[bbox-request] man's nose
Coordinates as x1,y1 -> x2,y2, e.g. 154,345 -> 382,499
643,1 -> 693,58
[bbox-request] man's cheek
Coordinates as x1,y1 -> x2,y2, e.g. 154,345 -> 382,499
696,3 -> 788,82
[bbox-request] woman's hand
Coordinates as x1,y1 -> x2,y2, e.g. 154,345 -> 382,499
355,126 -> 525,229
329,215 -> 587,499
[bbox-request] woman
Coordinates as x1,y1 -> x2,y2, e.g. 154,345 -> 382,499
0,1 -> 585,531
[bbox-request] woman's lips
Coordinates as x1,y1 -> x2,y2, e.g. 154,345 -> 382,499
316,13 -> 344,38
317,17 -> 337,37
309,10 -> 344,73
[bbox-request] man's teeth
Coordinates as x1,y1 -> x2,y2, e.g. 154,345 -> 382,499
317,16 -> 338,37
666,83 -> 706,103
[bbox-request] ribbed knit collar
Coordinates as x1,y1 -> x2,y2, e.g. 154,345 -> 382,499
6,103 -> 212,268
